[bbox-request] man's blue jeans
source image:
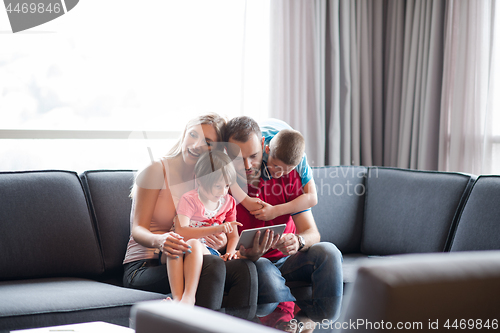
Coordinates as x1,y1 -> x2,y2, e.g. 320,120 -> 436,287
255,242 -> 343,322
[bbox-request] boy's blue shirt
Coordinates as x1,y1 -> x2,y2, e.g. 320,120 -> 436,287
259,118 -> 313,188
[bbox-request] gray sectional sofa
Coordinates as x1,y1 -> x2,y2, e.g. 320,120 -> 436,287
0,170 -> 162,333
1,166 -> 499,332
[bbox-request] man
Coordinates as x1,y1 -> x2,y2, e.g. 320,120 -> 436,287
224,116 -> 343,331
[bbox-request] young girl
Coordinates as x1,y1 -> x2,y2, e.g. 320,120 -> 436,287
162,150 -> 242,305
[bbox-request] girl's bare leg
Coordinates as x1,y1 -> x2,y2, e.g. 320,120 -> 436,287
166,253 -> 185,302
180,239 -> 210,305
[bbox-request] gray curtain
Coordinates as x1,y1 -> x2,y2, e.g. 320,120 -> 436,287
270,0 -> 496,173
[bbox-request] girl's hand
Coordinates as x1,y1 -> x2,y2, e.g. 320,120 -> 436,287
221,251 -> 238,261
157,232 -> 191,258
219,221 -> 243,234
204,233 -> 228,251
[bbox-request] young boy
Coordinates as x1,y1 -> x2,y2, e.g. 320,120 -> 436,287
236,118 -> 318,221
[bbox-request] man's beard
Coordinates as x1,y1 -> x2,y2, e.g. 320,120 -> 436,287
247,167 -> 261,186
236,167 -> 261,188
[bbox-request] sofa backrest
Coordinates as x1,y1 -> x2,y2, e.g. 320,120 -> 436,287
361,167 -> 474,255
0,170 -> 104,281
450,175 -> 500,252
80,170 -> 135,277
311,166 -> 367,254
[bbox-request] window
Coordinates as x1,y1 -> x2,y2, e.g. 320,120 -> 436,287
0,0 -> 270,172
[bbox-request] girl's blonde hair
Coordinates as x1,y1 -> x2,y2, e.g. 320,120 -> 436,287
195,150 -> 236,191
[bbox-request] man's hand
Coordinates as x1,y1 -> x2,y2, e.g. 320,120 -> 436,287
239,229 -> 280,261
250,200 -> 281,221
204,233 -> 227,251
272,233 -> 300,256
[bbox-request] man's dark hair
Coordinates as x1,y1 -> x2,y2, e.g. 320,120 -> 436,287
223,116 -> 262,143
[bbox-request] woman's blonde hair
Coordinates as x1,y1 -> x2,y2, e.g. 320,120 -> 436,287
164,113 -> 227,158
130,113 -> 227,198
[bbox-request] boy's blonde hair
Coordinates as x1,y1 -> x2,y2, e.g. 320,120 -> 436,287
269,129 -> 305,167
195,150 -> 236,191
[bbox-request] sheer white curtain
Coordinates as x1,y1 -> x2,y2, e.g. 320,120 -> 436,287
439,0 -> 498,174
270,0 -> 327,166
270,0 -> 498,173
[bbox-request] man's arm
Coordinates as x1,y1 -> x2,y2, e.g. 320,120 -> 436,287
272,210 -> 320,256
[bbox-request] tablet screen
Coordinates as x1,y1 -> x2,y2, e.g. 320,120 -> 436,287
236,224 -> 287,250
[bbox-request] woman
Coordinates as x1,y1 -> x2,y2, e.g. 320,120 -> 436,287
123,113 -> 257,317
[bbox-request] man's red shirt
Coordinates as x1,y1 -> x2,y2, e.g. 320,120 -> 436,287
236,170 -> 303,261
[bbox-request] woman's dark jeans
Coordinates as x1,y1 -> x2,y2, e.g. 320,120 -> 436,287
124,255 -> 257,319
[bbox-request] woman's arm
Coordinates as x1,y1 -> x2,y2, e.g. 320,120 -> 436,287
131,161 -> 190,257
131,185 -> 164,249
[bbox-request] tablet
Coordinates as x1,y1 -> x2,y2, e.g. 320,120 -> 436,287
236,224 -> 287,250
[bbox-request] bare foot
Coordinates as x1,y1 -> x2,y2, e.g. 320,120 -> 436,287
179,295 -> 195,306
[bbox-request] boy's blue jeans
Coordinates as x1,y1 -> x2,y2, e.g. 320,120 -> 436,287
255,242 -> 343,322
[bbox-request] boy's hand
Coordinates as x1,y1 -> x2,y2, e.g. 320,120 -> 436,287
219,221 -> 243,234
250,201 -> 280,221
243,196 -> 264,211
221,251 -> 238,261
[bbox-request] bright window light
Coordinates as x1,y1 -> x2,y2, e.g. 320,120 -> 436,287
0,0 -> 270,172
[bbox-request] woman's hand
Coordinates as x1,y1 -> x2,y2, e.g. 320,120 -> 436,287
157,232 -> 192,258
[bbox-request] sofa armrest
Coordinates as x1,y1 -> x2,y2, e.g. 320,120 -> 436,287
131,301 -> 277,333
340,251 -> 500,332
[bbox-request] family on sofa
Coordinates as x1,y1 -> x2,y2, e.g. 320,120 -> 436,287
2,113 -> 500,333
122,113 -> 343,332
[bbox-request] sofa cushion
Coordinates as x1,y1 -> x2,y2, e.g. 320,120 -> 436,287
0,277 -> 166,332
0,170 -> 103,281
80,170 -> 135,275
450,176 -> 500,252
311,166 -> 367,254
361,167 -> 473,255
